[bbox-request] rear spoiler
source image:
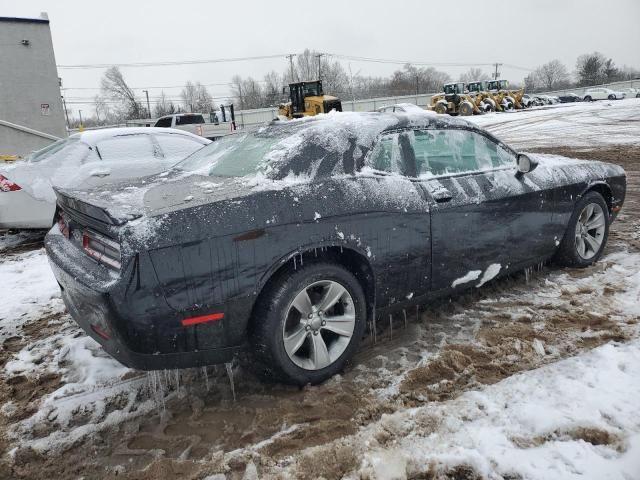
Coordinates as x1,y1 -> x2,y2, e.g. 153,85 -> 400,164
54,187 -> 141,226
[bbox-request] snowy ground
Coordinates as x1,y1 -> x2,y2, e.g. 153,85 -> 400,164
0,99 -> 639,479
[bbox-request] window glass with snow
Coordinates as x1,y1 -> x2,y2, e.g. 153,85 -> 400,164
411,130 -> 512,177
154,134 -> 204,163
96,135 -> 158,162
366,133 -> 402,174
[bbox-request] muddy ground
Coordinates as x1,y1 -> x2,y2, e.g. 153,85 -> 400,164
1,145 -> 638,480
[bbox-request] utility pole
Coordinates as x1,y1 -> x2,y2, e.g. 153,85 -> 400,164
286,54 -> 296,83
143,90 -> 151,118
78,109 -> 83,131
315,53 -> 324,80
493,63 -> 502,80
61,95 -> 70,130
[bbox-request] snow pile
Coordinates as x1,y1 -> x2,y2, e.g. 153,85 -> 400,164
0,250 -> 63,341
357,340 -> 640,480
469,98 -> 640,149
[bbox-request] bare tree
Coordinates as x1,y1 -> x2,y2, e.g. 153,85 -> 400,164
263,71 -> 283,106
154,91 -> 179,117
100,66 -> 142,119
93,95 -> 110,124
180,82 -> 214,112
535,60 -> 570,90
459,68 -> 491,83
231,76 -> 264,109
180,82 -> 198,112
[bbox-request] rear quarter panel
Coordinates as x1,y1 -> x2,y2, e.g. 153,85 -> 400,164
131,175 -> 431,345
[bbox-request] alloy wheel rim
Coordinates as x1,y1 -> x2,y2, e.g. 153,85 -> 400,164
282,280 -> 355,371
575,203 -> 606,260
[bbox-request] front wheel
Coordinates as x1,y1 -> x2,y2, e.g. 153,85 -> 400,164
554,191 -> 609,267
608,94 -> 616,100
249,262 -> 367,385
584,95 -> 592,102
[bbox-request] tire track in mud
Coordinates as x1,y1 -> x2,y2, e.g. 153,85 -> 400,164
4,146 -> 640,479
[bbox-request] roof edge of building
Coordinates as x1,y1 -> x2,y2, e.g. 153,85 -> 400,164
0,16 -> 50,24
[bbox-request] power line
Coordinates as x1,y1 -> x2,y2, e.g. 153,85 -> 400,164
57,53 -> 289,69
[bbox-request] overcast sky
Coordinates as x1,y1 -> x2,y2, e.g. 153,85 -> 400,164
2,0 -> 639,117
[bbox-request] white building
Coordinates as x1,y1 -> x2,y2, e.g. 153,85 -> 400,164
0,13 -> 66,157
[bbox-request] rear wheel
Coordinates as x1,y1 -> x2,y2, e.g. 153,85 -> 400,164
249,262 -> 366,385
584,95 -> 592,102
608,94 -> 616,100
554,191 -> 609,267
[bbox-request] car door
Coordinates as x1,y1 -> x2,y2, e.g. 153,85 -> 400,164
90,133 -> 164,186
407,128 -> 554,291
358,131 -> 431,304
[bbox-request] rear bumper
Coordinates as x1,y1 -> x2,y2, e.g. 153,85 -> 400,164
0,190 -> 55,229
45,231 -> 244,370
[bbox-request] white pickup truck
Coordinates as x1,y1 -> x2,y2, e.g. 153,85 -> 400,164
154,113 -> 233,140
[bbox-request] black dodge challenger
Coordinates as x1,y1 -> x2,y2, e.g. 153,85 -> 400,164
45,112 -> 626,385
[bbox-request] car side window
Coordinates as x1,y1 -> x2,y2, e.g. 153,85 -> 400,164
96,134 -> 158,162
409,129 -> 514,177
366,133 -> 402,174
473,133 -> 515,169
155,117 -> 172,128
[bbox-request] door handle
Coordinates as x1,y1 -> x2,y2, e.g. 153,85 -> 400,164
432,188 -> 453,203
90,171 -> 111,178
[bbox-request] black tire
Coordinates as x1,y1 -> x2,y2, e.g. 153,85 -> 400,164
434,103 -> 448,115
608,94 -> 615,100
249,262 -> 367,385
554,191 -> 609,268
584,95 -> 592,102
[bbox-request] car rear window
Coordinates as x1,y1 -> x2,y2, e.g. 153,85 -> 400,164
176,115 -> 204,126
28,138 -> 90,165
175,133 -> 281,177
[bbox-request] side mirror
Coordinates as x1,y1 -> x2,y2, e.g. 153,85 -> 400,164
516,153 -> 538,174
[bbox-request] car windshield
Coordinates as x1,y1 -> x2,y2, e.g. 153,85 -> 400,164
28,137 -> 89,164
174,131 -> 284,177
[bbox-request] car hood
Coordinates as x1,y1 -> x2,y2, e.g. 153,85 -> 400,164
525,152 -> 625,182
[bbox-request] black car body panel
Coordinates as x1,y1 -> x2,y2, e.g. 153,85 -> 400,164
45,112 -> 626,370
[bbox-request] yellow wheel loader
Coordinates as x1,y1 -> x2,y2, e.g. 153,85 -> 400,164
278,80 -> 342,119
466,81 -> 497,113
430,82 -> 478,116
486,79 -> 522,111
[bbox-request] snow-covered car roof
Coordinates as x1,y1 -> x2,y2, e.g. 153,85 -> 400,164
68,127 -> 211,146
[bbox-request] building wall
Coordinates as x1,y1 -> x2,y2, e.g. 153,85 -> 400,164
0,14 -> 66,157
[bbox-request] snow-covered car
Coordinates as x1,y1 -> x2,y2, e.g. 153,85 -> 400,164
619,88 -> 640,98
0,128 -> 210,229
533,95 -> 553,105
376,103 -> 427,113
583,88 -> 625,101
558,93 -> 582,103
46,112 -> 626,385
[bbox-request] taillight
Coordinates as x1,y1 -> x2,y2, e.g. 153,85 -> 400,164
0,174 -> 21,192
196,125 -> 203,136
82,230 -> 121,270
57,211 -> 70,238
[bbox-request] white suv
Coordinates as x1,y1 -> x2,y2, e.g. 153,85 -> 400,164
583,88 -> 626,101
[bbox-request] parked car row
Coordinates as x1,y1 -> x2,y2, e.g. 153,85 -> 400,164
31,111 -> 625,385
